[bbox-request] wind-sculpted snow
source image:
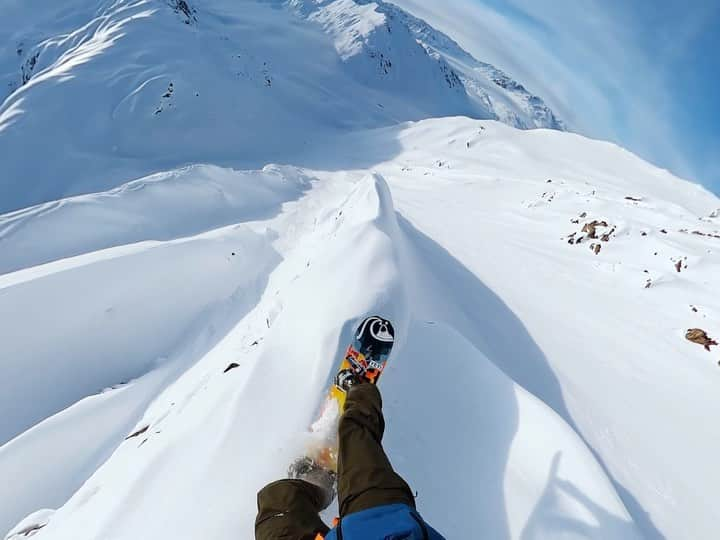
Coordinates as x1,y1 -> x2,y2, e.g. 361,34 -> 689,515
0,164 -> 310,274
1,168 -> 645,539
2,118 -> 714,539
0,218 -> 283,533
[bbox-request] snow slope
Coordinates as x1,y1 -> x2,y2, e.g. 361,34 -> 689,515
0,0 -> 563,214
2,2 -> 720,540
2,117 -> 719,540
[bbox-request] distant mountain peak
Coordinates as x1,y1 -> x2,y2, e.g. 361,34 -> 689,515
0,0 -> 564,212
377,0 -> 566,130
285,0 -> 565,129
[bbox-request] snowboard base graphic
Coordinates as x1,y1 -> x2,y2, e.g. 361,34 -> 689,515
308,316 -> 395,472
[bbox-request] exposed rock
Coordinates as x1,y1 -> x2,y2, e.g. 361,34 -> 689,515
168,0 -> 197,24
8,523 -> 47,538
581,220 -> 608,239
126,425 -> 150,440
601,228 -> 616,242
224,362 -> 240,373
685,329 -> 718,351
21,52 -> 39,85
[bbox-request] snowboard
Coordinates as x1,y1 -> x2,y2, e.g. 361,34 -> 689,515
309,315 -> 395,472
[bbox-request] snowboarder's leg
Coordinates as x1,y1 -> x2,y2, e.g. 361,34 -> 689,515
255,479 -> 330,540
337,383 -> 415,517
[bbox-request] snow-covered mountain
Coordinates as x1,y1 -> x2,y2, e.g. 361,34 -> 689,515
0,0 -> 563,214
2,2 -> 720,540
371,1 -> 566,130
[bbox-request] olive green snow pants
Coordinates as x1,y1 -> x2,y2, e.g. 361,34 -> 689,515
255,384 -> 415,540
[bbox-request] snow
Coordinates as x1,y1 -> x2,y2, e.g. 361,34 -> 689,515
376,1 -> 566,130
0,164 -> 310,275
2,1 -> 720,540
0,0 -> 563,214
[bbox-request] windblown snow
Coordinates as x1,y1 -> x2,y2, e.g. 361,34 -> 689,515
1,1 -> 719,540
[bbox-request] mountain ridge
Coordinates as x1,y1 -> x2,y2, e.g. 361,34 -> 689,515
0,0 -> 564,213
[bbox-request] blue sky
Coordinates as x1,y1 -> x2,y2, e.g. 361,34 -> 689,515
392,0 -> 720,195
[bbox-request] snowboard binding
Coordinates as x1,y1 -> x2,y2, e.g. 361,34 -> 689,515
288,456 -> 336,510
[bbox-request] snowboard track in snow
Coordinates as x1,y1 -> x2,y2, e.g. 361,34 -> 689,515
1,154 -> 676,539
